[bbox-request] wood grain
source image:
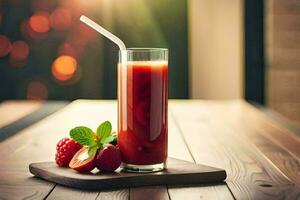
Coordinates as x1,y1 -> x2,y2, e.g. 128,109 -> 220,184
96,189 -> 129,200
273,0 -> 300,14
170,100 -> 300,199
273,14 -> 300,31
39,101 -> 128,199
240,101 -> 300,159
2,100 -> 298,199
266,0 -> 300,125
70,101 -> 231,199
167,111 -> 234,200
273,48 -> 300,69
46,185 -> 99,200
0,185 -> 52,200
214,101 -> 300,186
0,101 -> 42,128
130,186 -> 169,200
168,184 -> 233,200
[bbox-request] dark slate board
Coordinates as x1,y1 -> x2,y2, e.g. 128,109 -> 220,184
29,158 -> 226,190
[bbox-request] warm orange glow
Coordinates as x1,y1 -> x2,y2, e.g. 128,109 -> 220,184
27,81 -> 48,100
0,35 -> 11,57
52,55 -> 77,81
10,41 -> 30,61
50,7 -> 72,31
29,11 -> 50,33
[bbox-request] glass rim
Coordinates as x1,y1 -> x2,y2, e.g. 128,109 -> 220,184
120,48 -> 168,52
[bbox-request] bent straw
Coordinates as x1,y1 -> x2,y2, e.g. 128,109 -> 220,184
80,16 -> 128,131
80,15 -> 126,51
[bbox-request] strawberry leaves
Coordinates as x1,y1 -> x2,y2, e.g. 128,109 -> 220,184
70,121 -> 117,156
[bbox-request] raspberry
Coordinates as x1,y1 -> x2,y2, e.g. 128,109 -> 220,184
55,137 -> 82,167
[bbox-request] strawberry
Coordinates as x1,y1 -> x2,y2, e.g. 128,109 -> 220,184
95,144 -> 121,172
69,147 -> 96,173
63,121 -> 120,173
55,137 -> 82,167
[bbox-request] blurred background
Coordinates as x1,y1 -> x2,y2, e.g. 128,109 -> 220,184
0,0 -> 299,125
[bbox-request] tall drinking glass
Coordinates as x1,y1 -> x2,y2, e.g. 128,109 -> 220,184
118,48 -> 168,172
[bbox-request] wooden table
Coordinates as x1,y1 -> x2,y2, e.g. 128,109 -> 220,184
0,100 -> 299,199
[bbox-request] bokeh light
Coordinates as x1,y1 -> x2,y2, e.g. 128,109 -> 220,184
52,55 -> 78,81
27,81 -> 48,100
0,35 -> 12,57
50,7 -> 72,31
29,11 -> 50,33
21,20 -> 48,40
10,41 -> 30,61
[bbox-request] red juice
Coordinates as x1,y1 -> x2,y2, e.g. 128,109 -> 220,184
118,61 -> 168,165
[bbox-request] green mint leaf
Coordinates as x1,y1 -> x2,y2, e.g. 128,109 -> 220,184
70,126 -> 95,146
96,140 -> 103,149
88,146 -> 98,157
109,132 -> 118,145
96,121 -> 112,141
100,135 -> 115,144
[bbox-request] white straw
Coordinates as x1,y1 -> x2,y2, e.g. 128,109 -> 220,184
80,15 -> 126,50
80,16 -> 127,130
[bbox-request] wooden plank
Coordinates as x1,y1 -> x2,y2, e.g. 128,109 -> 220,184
265,0 -> 300,127
167,108 -> 233,200
268,101 -> 300,126
0,101 -> 42,128
130,186 -> 169,200
46,186 -> 99,200
268,84 -> 300,103
253,103 -> 300,135
206,101 -> 300,186
0,185 -> 53,200
273,0 -> 300,15
0,101 -> 163,199
274,31 -> 300,49
0,101 -> 98,199
273,14 -> 300,32
272,48 -> 300,69
96,189 -> 129,200
240,101 -> 300,159
127,100 -> 231,199
0,101 -> 73,199
267,68 -> 300,89
0,101 -> 67,142
171,100 -> 300,199
168,184 -> 233,200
